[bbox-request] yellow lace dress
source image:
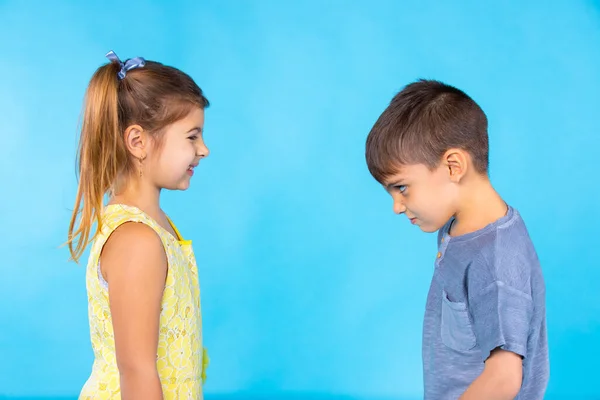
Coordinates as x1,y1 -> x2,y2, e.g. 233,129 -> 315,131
79,204 -> 208,399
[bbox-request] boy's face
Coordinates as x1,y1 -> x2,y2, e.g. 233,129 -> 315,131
383,162 -> 458,233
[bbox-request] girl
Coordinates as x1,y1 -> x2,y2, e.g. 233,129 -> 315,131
67,50 -> 210,400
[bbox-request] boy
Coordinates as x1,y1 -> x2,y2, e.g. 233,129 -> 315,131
365,80 -> 548,399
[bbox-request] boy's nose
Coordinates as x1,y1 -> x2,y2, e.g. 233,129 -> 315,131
393,200 -> 406,215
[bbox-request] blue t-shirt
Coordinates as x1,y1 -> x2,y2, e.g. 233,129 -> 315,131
422,205 -> 549,399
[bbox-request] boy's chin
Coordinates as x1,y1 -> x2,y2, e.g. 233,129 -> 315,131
418,223 -> 442,233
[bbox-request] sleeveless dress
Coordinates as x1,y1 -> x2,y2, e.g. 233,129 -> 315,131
79,204 -> 208,399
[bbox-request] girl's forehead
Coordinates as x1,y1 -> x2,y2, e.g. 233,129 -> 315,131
164,107 -> 205,134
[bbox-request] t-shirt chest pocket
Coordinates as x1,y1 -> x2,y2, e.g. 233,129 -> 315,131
441,290 -> 477,352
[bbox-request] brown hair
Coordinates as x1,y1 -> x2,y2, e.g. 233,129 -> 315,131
67,56 -> 209,262
365,79 -> 488,184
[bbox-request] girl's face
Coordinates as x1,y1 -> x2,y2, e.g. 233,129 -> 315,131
146,107 -> 209,191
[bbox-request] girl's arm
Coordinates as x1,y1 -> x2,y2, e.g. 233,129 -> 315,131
101,222 -> 167,400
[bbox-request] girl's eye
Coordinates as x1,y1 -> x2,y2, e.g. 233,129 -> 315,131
188,135 -> 198,141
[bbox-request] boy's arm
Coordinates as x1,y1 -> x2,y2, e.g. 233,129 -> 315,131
459,348 -> 523,400
464,275 -> 533,400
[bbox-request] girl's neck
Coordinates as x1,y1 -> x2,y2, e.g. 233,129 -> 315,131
109,177 -> 162,218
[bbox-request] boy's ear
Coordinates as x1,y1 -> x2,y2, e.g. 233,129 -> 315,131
442,148 -> 468,182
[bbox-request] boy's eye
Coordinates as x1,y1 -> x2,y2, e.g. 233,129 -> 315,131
395,185 -> 407,193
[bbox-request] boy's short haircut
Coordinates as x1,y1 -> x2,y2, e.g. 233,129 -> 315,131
365,79 -> 490,184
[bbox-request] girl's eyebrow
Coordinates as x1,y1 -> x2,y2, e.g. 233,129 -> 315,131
186,127 -> 203,134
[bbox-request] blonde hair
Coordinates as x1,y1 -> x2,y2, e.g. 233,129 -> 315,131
67,56 -> 209,262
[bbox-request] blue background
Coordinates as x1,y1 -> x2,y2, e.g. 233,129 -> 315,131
1,0 -> 599,399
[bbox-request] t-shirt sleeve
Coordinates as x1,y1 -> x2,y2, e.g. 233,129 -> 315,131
469,280 -> 533,363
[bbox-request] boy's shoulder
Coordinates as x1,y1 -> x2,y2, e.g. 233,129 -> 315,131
478,206 -> 538,267
446,206 -> 542,296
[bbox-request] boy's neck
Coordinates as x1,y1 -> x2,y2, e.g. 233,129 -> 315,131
449,175 -> 508,237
